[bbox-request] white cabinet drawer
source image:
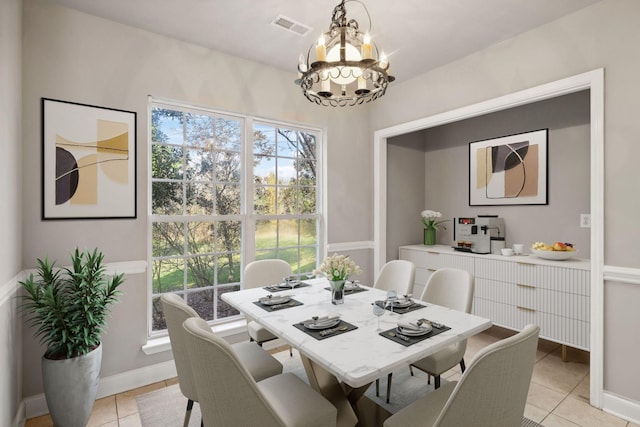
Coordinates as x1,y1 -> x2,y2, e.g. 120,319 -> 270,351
472,298 -> 589,350
475,258 -> 590,296
399,248 -> 474,273
475,279 -> 589,321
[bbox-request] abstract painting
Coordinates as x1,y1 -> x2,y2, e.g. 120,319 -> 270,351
469,129 -> 548,206
42,98 -> 137,219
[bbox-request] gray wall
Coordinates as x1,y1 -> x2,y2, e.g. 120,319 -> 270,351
371,0 -> 640,403
21,0 -> 371,397
387,91 -> 590,253
0,0 -> 23,425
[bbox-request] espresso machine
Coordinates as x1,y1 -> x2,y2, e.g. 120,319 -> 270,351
453,215 -> 505,254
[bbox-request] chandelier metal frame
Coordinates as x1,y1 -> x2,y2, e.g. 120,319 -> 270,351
296,0 -> 394,107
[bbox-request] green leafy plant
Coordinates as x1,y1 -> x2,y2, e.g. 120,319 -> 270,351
19,248 -> 124,359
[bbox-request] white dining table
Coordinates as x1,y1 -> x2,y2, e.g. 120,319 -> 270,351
222,278 -> 492,427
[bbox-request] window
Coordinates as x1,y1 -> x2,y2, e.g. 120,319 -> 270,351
149,100 -> 322,334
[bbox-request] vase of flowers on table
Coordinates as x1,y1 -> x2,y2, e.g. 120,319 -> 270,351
421,210 -> 449,246
314,254 -> 362,305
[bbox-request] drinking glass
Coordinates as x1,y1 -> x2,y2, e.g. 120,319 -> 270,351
386,290 -> 398,314
372,302 -> 385,331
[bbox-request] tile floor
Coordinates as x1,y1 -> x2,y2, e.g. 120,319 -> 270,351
25,327 -> 639,427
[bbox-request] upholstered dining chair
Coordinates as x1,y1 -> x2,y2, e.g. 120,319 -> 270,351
383,324 -> 540,427
183,316 -> 337,427
373,259 -> 416,402
408,268 -> 475,390
244,259 -> 294,356
373,259 -> 417,296
161,293 -> 283,427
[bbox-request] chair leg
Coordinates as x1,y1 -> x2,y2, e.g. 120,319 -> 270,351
460,358 -> 466,373
375,378 -> 380,396
409,365 -> 414,376
184,399 -> 194,427
289,345 -> 293,357
434,375 -> 441,389
386,373 -> 393,403
427,374 -> 431,385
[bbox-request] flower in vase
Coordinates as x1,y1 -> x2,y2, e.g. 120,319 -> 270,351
313,253 -> 362,282
421,210 -> 450,231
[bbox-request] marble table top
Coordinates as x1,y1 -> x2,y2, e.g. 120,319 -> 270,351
222,278 -> 492,388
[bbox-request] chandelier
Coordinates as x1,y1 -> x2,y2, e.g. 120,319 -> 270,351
296,0 -> 394,107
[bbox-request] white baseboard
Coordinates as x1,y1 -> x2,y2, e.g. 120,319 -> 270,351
24,360 -> 177,419
602,391 -> 640,425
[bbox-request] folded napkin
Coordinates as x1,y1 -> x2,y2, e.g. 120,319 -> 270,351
397,320 -> 423,331
306,314 -> 341,326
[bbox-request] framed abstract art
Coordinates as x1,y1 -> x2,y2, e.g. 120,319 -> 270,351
41,98 -> 137,219
469,129 -> 548,206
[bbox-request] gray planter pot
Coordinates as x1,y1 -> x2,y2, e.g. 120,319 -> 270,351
41,344 -> 102,427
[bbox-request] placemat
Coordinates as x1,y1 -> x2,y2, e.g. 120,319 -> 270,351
379,324 -> 451,347
373,300 -> 428,314
323,286 -> 369,295
253,298 -> 303,312
263,282 -> 311,292
293,320 -> 358,340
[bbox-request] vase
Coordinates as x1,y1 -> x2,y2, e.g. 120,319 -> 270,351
424,228 -> 436,246
329,280 -> 345,305
42,343 -> 102,427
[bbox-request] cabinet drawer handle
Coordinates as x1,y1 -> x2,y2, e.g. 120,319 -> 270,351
517,306 -> 536,313
427,268 -> 437,272
427,251 -> 440,255
516,283 -> 536,289
517,262 -> 536,266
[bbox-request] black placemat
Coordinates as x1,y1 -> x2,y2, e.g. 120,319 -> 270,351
263,282 -> 311,292
379,324 -> 451,347
373,300 -> 428,314
323,286 -> 369,295
293,320 -> 358,340
253,298 -> 303,312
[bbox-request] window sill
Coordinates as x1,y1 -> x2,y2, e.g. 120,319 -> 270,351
141,318 -> 248,355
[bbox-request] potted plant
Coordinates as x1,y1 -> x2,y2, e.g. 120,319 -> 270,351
314,253 -> 361,305
421,210 -> 449,246
19,248 -> 124,427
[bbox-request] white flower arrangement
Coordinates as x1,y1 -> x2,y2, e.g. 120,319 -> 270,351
314,253 -> 362,282
421,210 -> 449,231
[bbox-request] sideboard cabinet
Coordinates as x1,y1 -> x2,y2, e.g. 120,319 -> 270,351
399,245 -> 590,350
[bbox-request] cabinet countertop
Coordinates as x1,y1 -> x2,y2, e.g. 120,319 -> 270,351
399,244 -> 590,270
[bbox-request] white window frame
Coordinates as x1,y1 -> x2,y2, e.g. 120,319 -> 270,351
147,97 -> 325,337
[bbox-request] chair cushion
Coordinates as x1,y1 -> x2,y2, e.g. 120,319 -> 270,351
384,381 -> 457,427
258,373 -> 337,427
232,341 -> 283,382
411,340 -> 466,376
248,320 -> 278,343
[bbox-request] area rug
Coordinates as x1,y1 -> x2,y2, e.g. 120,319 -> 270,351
136,350 -> 544,426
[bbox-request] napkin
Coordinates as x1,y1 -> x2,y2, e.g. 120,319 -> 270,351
306,314 -> 341,326
397,320 -> 422,331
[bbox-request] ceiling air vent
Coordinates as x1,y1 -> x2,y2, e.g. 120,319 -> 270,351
271,15 -> 312,37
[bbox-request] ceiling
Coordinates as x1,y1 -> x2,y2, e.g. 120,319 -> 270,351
47,0 -> 600,82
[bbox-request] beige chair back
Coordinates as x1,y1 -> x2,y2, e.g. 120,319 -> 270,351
160,293 -> 199,402
420,268 -> 474,313
435,324 -> 540,427
244,259 -> 293,289
182,317 -> 284,427
373,260 -> 416,295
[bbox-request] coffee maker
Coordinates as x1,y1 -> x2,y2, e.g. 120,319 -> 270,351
453,215 -> 505,254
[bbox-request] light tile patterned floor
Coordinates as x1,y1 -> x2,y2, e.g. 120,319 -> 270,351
25,327 -> 638,427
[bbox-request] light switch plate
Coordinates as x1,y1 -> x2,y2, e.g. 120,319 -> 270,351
580,214 -> 591,228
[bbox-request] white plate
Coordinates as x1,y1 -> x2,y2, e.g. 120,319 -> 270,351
531,248 -> 578,260
304,318 -> 341,330
388,299 -> 413,308
396,324 -> 432,336
277,281 -> 302,288
259,296 -> 291,306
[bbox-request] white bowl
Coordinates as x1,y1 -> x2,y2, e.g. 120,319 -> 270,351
531,248 -> 578,260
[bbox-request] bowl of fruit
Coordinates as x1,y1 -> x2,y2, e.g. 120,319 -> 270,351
531,242 -> 578,260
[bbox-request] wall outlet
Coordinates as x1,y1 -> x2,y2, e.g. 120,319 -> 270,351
580,214 -> 591,228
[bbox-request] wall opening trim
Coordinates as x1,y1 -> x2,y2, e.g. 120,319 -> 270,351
373,69 -> 604,408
